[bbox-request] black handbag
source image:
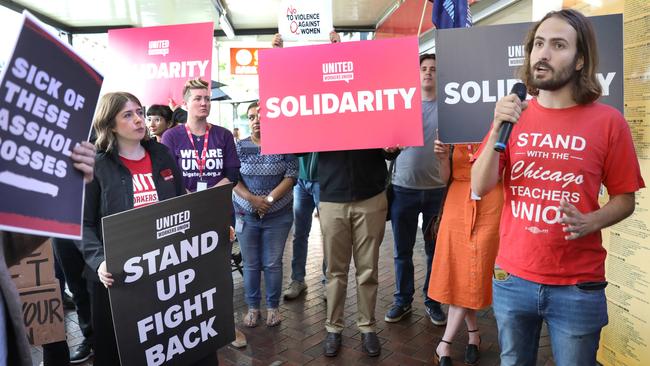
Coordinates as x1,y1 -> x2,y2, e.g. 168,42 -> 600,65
423,145 -> 454,241
385,159 -> 395,221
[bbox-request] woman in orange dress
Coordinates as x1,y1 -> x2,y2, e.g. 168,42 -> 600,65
429,142 -> 503,366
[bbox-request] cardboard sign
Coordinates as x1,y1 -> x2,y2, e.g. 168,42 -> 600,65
19,282 -> 66,345
9,239 -> 55,288
0,12 -> 101,239
278,0 -> 333,41
9,238 -> 65,346
103,186 -> 235,366
230,48 -> 267,75
436,14 -> 624,143
258,36 -> 423,154
105,22 -> 213,106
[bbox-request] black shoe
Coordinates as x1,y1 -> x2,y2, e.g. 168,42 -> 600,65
464,329 -> 481,365
384,304 -> 412,323
323,332 -> 341,357
361,332 -> 381,357
62,293 -> 75,311
70,342 -> 93,364
434,339 -> 452,366
425,303 -> 447,326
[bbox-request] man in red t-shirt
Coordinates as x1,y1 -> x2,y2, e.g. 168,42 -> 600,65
472,9 -> 645,366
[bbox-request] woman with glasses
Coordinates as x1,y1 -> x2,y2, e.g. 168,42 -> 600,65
233,101 -> 297,328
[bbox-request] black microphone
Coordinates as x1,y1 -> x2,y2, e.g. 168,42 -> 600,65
494,82 -> 527,152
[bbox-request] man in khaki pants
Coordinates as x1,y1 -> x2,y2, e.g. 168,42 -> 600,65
318,147 -> 399,358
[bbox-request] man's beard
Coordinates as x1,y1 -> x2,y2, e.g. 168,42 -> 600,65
529,58 -> 577,91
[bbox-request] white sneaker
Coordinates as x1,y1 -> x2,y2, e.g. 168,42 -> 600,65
283,281 -> 307,300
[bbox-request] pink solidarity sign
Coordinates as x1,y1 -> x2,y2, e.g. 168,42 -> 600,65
106,22 -> 213,106
258,36 -> 423,154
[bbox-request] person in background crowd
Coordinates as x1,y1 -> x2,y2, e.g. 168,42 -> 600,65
162,78 -> 240,193
306,30 -> 399,355
232,127 -> 240,143
52,237 -> 95,364
472,9 -> 645,365
233,101 -> 297,328
145,104 -> 174,142
271,33 -> 328,302
428,142 -> 503,366
172,107 -> 188,125
164,78 -> 247,348
1,141 -> 95,366
77,92 -> 189,366
384,53 -> 447,326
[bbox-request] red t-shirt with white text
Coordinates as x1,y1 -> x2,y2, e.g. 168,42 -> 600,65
492,99 -> 644,285
120,151 -> 159,209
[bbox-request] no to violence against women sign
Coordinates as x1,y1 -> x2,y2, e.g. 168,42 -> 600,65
258,36 -> 423,154
106,22 -> 213,107
103,185 -> 235,366
278,0 -> 334,41
0,12 -> 102,239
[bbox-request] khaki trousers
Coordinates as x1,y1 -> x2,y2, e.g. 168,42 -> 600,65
319,191 -> 387,333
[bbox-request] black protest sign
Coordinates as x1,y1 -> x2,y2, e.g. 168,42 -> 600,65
436,14 -> 623,143
0,12 -> 102,239
103,185 -> 235,366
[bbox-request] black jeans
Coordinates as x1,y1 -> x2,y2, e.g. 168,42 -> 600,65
52,238 -> 93,345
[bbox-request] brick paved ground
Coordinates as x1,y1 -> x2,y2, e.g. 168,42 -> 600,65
32,217 -> 555,365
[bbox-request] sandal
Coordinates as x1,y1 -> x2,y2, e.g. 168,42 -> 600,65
434,339 -> 452,366
243,308 -> 260,328
465,329 -> 481,365
266,308 -> 282,327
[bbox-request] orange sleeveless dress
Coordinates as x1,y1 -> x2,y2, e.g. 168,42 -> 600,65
427,144 -> 503,309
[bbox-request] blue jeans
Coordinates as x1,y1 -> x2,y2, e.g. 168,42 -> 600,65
291,179 -> 320,283
493,272 -> 608,366
390,185 -> 444,308
237,208 -> 293,308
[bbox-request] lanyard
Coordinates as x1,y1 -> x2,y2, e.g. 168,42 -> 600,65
185,124 -> 210,180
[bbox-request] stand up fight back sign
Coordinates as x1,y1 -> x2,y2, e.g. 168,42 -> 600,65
103,186 -> 235,366
0,12 -> 102,239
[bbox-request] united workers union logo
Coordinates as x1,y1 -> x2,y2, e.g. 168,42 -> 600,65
508,44 -> 525,67
322,61 -> 354,83
286,5 -> 322,35
148,40 -> 170,56
156,210 -> 191,239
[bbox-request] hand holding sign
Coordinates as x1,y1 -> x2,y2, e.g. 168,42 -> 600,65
98,260 -> 114,288
433,139 -> 451,161
272,33 -> 284,48
70,141 -> 96,183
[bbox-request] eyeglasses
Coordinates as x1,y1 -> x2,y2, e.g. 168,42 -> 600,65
247,114 -> 259,121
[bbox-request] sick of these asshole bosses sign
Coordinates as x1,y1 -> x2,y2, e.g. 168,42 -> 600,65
258,36 -> 423,154
0,12 -> 102,239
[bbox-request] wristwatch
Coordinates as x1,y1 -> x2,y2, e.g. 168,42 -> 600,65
265,195 -> 274,204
